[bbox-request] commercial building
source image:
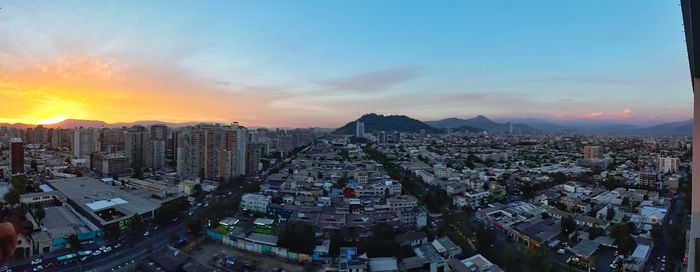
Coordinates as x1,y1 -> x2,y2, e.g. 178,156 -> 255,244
47,177 -> 161,229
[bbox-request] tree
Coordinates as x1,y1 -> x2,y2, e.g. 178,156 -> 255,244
277,222 -> 316,254
588,226 -> 604,240
606,207 -> 615,221
540,212 -> 550,219
104,223 -> 121,241
11,176 -> 27,194
617,235 -> 636,256
188,219 -> 203,236
193,184 -> 205,202
132,157 -> 144,179
650,223 -> 662,244
67,234 -> 81,251
33,204 -> 45,223
30,159 -> 38,172
3,190 -> 20,206
621,197 -> 630,207
130,213 -> 145,234
609,222 -> 629,240
371,223 -> 396,241
423,187 -> 449,213
561,216 -> 576,237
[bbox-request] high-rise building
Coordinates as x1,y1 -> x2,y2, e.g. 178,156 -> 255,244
72,128 -> 99,158
378,131 -> 387,144
583,146 -> 603,160
245,143 -> 263,176
658,157 -> 680,173
177,123 -> 247,181
149,125 -> 167,170
394,131 -> 401,144
356,121 -> 365,138
124,125 -> 146,168
10,138 -> 24,175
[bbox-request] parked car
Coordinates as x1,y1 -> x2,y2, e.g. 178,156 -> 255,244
31,258 -> 42,265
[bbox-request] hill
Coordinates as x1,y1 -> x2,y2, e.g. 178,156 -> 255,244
335,113 -> 478,134
426,115 -> 534,132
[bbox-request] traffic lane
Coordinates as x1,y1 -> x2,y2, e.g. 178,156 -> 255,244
40,221 -> 185,272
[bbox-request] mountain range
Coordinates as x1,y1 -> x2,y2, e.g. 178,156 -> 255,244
1,115 -> 692,136
426,115 -> 536,132
334,113 -> 481,134
0,119 -> 202,129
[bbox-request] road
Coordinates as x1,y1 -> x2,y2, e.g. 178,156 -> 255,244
9,221 -> 185,272
646,192 -> 686,272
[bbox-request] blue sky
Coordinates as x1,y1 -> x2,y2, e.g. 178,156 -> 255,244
0,0 -> 692,127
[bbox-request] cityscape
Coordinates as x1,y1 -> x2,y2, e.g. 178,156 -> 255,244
1,1 -> 699,272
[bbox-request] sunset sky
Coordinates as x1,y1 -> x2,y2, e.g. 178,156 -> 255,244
0,1 -> 693,128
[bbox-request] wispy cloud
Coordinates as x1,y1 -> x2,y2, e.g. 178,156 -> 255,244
555,108 -> 633,121
315,67 -> 421,93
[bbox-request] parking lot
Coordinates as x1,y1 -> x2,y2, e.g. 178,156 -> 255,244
191,241 -> 307,272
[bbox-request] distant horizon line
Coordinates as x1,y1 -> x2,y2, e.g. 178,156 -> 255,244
0,113 -> 693,130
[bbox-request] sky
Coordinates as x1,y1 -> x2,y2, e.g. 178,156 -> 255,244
0,1 -> 693,128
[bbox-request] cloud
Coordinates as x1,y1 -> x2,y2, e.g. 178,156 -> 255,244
315,67 -> 421,93
555,108 -> 633,121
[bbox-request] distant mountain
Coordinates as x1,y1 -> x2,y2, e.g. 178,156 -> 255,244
426,115 -> 534,132
636,120 -> 692,135
335,113 -> 477,135
0,119 -> 205,129
493,117 -> 575,132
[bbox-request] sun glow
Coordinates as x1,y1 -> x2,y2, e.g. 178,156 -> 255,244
37,115 -> 68,125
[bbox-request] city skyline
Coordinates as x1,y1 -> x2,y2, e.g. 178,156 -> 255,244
0,1 -> 693,127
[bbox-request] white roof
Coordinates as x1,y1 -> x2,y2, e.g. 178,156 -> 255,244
85,198 -> 128,211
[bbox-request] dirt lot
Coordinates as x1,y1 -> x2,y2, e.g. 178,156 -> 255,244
190,241 -> 308,272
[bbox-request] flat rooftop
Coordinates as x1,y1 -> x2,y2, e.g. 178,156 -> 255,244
43,206 -> 96,238
48,177 -> 161,225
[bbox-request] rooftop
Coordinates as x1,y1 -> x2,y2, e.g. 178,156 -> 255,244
47,177 -> 160,225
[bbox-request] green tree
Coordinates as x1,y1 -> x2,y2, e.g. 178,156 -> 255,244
193,184 -> 205,202
131,157 -> 144,179
621,197 -> 630,207
33,204 -> 46,223
609,222 -> 630,240
130,213 -> 145,234
561,215 -> 576,237
67,234 -> 82,251
104,223 -> 121,241
540,212 -> 550,219
588,225 -> 604,240
371,223 -> 396,241
606,207 -> 615,221
650,223 -> 662,244
188,219 -> 203,236
3,190 -> 20,206
277,222 -> 316,254
11,176 -> 27,194
30,159 -> 38,172
617,235 -> 636,256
